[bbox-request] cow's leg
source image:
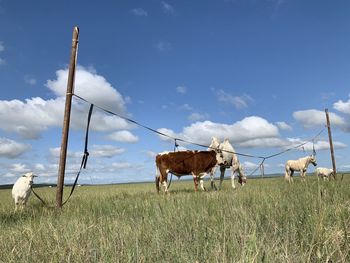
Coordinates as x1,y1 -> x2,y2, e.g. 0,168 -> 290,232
230,167 -> 236,189
219,166 -> 225,190
300,169 -> 306,182
162,181 -> 168,193
158,169 -> 169,193
290,170 -> 294,183
210,167 -> 217,190
193,176 -> 198,191
155,166 -> 161,193
199,176 -> 206,191
285,166 -> 291,183
155,175 -> 160,193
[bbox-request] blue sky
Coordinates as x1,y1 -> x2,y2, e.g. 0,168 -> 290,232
0,0 -> 349,185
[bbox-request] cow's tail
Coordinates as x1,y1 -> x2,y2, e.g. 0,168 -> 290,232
155,165 -> 160,193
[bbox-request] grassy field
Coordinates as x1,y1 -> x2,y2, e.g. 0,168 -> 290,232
0,175 -> 349,263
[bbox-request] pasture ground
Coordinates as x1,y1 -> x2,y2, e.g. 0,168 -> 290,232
0,175 -> 349,262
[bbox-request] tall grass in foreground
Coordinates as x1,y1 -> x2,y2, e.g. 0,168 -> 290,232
0,176 -> 349,262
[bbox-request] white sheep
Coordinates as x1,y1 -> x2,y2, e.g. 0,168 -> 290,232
315,167 -> 334,181
12,172 -> 37,211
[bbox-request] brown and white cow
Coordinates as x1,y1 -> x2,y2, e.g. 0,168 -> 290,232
155,150 -> 222,193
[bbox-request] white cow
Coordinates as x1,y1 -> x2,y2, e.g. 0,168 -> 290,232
315,167 -> 334,181
12,172 -> 37,211
285,155 -> 317,183
208,137 -> 246,190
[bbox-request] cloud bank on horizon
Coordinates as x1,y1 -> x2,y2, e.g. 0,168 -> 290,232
0,65 -> 348,183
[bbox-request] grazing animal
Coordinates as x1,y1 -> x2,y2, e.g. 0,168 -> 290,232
208,137 -> 247,190
315,167 -> 334,181
12,172 -> 37,211
285,155 -> 317,183
155,150 -> 223,193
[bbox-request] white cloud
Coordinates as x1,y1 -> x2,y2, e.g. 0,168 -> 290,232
180,104 -> 192,111
339,164 -> 350,170
111,162 -> 133,170
157,127 -> 179,141
188,112 -> 209,122
157,116 -> 279,146
0,97 -> 64,139
34,163 -> 46,171
216,90 -> 253,109
285,138 -> 347,151
3,172 -> 17,178
0,42 -> 5,65
161,1 -> 174,13
24,75 -> 37,85
276,121 -> 292,131
333,96 -> 350,114
106,130 -> 139,143
273,0 -> 286,12
142,150 -> 157,158
131,8 -> 148,16
46,66 -> 127,115
156,115 -> 348,152
0,138 -> 31,158
293,109 -> 347,131
9,163 -> 30,173
49,147 -> 82,159
243,161 -> 260,170
176,86 -> 187,94
0,66 -> 133,139
90,145 -> 125,158
237,137 -> 288,148
155,41 -> 172,52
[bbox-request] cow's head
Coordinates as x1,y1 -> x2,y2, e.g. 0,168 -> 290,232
309,155 -> 317,166
22,172 -> 37,186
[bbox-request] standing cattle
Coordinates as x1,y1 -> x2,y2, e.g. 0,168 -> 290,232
155,150 -> 222,193
285,155 -> 317,183
208,137 -> 246,190
315,167 -> 334,181
12,172 -> 37,211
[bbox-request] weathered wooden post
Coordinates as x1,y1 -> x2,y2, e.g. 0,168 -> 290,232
325,108 -> 336,180
56,26 -> 79,208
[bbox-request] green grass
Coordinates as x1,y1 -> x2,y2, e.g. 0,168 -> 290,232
0,175 -> 349,262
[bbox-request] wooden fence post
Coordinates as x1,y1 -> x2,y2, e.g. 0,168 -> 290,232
56,26 -> 79,208
325,108 -> 337,180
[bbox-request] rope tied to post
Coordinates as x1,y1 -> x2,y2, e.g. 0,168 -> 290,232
62,104 -> 94,206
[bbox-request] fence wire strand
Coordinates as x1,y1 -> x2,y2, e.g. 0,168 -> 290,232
72,93 -> 326,164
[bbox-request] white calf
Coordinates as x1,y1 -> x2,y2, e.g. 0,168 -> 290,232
12,172 -> 37,211
285,155 -> 317,183
315,167 -> 334,181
